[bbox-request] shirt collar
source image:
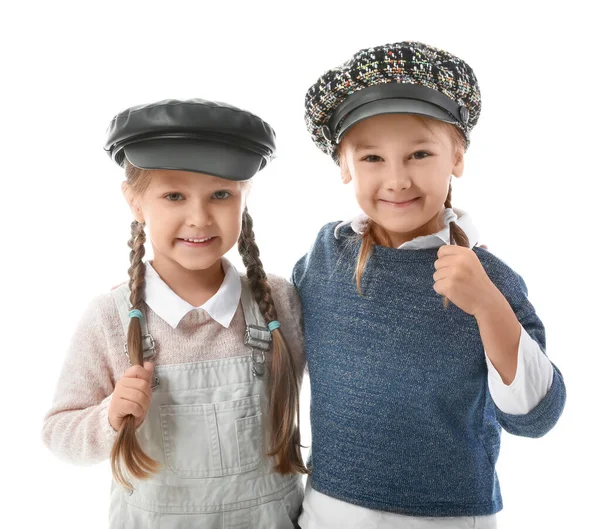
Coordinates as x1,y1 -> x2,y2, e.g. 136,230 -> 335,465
143,257 -> 242,329
334,208 -> 479,250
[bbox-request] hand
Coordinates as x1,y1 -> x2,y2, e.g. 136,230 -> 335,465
433,245 -> 499,316
108,362 -> 154,431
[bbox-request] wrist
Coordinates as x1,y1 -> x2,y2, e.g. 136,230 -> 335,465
473,282 -> 508,322
101,395 -> 119,437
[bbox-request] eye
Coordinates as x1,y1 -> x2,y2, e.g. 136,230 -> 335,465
361,155 -> 383,163
165,192 -> 184,201
212,190 -> 231,200
411,151 -> 431,160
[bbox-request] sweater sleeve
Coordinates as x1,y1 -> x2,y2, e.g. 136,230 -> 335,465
41,294 -> 120,464
485,324 -> 555,414
481,254 -> 567,438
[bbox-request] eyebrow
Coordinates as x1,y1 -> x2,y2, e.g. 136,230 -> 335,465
410,138 -> 438,146
352,144 -> 378,152
153,181 -> 189,191
352,138 -> 437,151
154,177 -> 238,188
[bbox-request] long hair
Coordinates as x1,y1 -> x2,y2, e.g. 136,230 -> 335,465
238,209 -> 308,474
110,164 -> 159,490
112,164 -> 307,486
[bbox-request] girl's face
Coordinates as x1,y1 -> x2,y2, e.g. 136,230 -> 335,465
125,169 -> 247,274
339,114 -> 464,247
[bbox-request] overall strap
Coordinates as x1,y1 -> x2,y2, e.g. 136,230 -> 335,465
240,278 -> 271,377
110,284 -> 157,362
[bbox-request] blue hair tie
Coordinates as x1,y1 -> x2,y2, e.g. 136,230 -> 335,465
129,309 -> 144,320
268,320 -> 280,332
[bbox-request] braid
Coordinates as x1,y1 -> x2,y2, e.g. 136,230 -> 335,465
355,221 -> 375,296
442,182 -> 470,308
128,221 -> 146,309
238,212 -> 276,320
355,219 -> 393,295
444,182 -> 469,248
126,220 -> 146,366
238,208 -> 308,475
110,220 -> 160,490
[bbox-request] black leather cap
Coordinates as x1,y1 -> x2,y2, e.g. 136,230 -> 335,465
104,99 -> 277,181
327,84 -> 470,144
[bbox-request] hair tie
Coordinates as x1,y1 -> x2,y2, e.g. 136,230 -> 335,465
443,207 -> 458,226
129,309 -> 144,320
268,320 -> 280,332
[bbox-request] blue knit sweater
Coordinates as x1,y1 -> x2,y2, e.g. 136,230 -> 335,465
292,222 -> 566,517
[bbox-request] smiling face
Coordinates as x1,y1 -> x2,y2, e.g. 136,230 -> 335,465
123,168 -> 248,275
338,114 -> 465,247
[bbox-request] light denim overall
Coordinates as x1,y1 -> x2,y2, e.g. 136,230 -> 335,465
108,278 -> 303,528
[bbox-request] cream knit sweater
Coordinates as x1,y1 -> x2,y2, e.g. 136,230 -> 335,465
42,273 -> 305,464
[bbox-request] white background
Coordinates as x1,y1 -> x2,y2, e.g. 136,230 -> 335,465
1,1 -> 598,527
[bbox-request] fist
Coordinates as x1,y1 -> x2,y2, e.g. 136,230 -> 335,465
433,245 -> 497,316
108,362 -> 154,431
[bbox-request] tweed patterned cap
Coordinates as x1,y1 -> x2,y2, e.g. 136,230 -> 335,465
305,41 -> 481,158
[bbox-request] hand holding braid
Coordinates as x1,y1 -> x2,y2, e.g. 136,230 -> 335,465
110,221 -> 160,490
434,184 -> 497,313
238,209 -> 308,475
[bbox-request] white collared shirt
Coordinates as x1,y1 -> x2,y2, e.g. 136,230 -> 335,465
334,209 -> 554,416
143,257 -> 242,329
335,207 -> 479,250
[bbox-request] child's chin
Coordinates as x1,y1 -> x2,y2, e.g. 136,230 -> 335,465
175,256 -> 222,272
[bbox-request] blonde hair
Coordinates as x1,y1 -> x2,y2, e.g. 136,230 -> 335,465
339,118 -> 470,297
110,164 -> 158,490
110,163 -> 307,490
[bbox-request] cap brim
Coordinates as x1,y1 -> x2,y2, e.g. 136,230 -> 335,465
124,138 -> 263,181
337,99 -> 459,142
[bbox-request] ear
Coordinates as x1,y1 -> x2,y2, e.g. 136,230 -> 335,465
121,182 -> 144,223
339,151 -> 352,185
241,180 -> 252,204
452,149 -> 465,179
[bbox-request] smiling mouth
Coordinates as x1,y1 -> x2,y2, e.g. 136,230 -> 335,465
180,237 -> 214,243
380,197 -> 420,206
177,237 -> 217,247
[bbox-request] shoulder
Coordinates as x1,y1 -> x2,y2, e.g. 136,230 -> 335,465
263,274 -> 306,374
321,220 -> 354,242
238,271 -> 300,309
302,221 -> 352,247
84,290 -> 120,320
59,290 -> 126,361
265,272 -> 293,291
292,221 -> 356,282
76,288 -> 126,337
265,273 -> 301,310
474,247 -> 529,297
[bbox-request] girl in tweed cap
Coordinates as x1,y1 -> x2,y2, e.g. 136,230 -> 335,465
294,41 -> 566,528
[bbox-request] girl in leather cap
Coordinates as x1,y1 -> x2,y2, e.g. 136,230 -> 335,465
42,98 -> 307,528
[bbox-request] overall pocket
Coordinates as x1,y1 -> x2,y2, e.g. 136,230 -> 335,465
160,394 -> 263,478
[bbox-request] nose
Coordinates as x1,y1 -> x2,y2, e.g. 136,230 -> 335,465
383,160 -> 412,191
185,199 -> 212,228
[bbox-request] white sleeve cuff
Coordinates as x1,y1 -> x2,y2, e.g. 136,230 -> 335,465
485,325 -> 554,415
